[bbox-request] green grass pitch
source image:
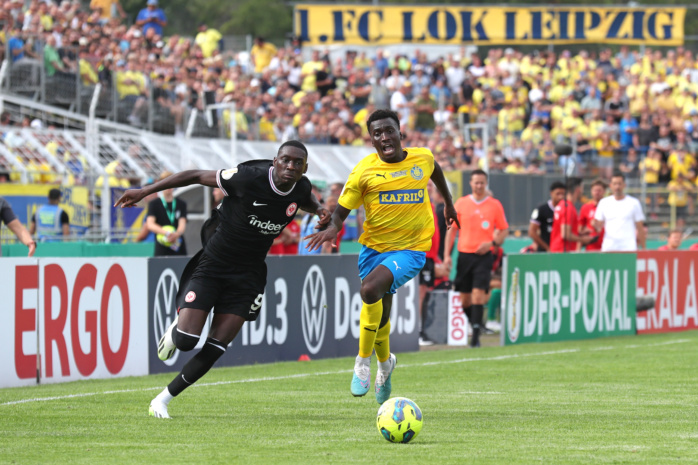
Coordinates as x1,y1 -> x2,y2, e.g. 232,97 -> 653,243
1,331 -> 696,464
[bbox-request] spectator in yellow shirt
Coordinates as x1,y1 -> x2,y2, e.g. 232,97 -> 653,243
667,148 -> 696,180
508,98 -> 526,135
90,0 -> 126,23
504,158 -> 525,174
250,37 -> 277,74
548,77 -> 570,103
640,148 -> 662,218
655,87 -> 677,114
258,108 -> 277,141
595,132 -> 619,179
96,160 -> 130,192
79,50 -> 99,87
195,24 -> 222,59
667,172 -> 695,230
457,99 -> 478,125
353,51 -> 372,70
520,119 -> 544,146
115,58 -> 146,101
300,50 -> 324,92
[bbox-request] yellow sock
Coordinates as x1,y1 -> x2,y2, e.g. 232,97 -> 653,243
358,300 -> 382,358
374,319 -> 391,362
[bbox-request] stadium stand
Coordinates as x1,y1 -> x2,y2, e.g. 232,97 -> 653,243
2,0 -> 698,235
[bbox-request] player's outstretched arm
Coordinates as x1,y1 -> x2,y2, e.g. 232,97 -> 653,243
6,218 -> 36,257
303,204 -> 351,252
115,170 -> 218,208
430,160 -> 460,229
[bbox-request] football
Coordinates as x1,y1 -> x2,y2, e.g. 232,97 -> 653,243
156,225 -> 181,251
376,397 -> 423,443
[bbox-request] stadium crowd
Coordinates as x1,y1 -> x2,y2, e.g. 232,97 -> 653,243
2,0 -> 698,217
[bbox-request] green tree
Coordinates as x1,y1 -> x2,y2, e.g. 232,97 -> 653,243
220,0 -> 292,40
122,0 -> 291,42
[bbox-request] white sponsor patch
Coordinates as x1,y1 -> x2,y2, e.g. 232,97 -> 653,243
221,168 -> 238,180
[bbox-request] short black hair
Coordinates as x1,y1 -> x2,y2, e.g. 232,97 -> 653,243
470,169 -> 488,180
611,170 -> 625,181
278,140 -> 308,158
48,188 -> 62,200
550,181 -> 565,191
565,177 -> 582,191
366,109 -> 400,133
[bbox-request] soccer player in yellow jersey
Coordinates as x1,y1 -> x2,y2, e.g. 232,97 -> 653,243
304,110 -> 459,403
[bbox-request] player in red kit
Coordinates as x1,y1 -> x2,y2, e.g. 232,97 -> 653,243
550,178 -> 594,253
418,183 -> 443,346
658,230 -> 683,251
578,178 -> 606,252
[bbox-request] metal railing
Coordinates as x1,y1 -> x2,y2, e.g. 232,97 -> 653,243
2,35 -> 253,138
626,186 -> 695,231
0,94 -> 373,242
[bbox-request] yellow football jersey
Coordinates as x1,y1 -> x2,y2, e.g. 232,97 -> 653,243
339,147 -> 435,253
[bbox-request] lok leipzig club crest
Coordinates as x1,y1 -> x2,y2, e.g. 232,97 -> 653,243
410,165 -> 423,180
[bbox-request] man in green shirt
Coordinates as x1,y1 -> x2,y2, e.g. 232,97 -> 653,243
44,35 -> 67,77
413,87 -> 437,133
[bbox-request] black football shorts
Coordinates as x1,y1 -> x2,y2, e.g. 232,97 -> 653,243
453,251 -> 493,294
178,253 -> 267,321
419,257 -> 435,287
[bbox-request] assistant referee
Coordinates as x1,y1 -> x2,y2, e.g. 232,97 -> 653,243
444,170 -> 509,348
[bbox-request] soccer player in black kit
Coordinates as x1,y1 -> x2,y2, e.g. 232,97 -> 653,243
114,141 -> 329,419
528,181 -> 565,253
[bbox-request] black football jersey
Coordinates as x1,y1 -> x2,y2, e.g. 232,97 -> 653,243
204,160 -> 312,263
530,200 -> 555,247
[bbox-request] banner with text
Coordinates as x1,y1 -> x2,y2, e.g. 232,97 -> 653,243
0,184 -> 91,235
446,290 -> 469,346
110,187 -> 146,243
295,5 -> 685,46
502,253 -> 636,345
636,251 -> 698,334
1,258 -> 149,388
147,255 -> 419,374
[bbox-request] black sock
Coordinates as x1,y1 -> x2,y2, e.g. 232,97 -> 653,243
420,292 -> 430,336
470,305 -> 484,347
463,306 -> 473,324
168,337 -> 226,396
471,304 -> 484,330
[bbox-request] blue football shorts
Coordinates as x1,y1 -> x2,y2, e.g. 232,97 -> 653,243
357,245 -> 426,294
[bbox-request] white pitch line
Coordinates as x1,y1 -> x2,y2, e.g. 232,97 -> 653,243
0,339 -> 690,407
407,348 -> 581,368
457,391 -> 505,395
